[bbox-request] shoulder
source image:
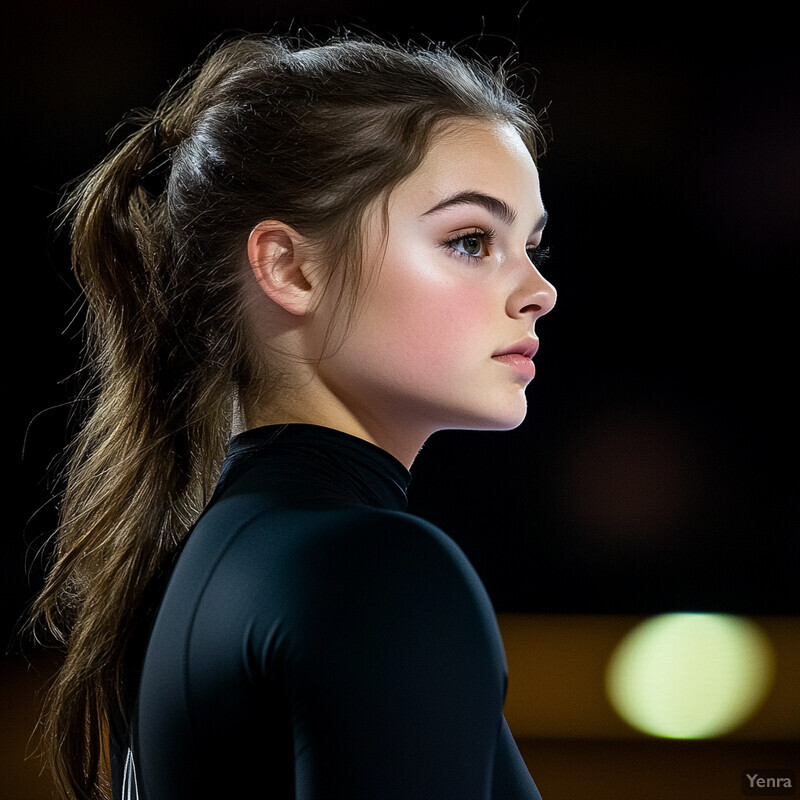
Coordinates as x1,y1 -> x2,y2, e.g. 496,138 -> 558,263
293,506 -> 473,573
204,503 -> 485,612
274,508 -> 504,671
243,505 -> 486,607
304,507 -> 490,616
203,503 -> 502,654
185,499 -> 504,662
176,501 -> 508,715
246,507 -> 509,702
195,494 -> 475,594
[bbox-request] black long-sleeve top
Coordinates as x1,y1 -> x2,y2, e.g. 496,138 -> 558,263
110,424 -> 541,799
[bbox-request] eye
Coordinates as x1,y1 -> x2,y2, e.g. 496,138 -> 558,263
444,228 -> 495,260
526,245 -> 551,269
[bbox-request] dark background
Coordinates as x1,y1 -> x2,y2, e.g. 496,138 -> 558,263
4,1 -> 798,649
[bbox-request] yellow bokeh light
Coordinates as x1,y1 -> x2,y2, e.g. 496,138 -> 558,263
605,613 -> 775,739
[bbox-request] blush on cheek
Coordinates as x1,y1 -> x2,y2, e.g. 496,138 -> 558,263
430,286 -> 497,336
396,304 -> 471,367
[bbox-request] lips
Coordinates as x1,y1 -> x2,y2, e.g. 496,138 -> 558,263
492,338 -> 539,360
491,338 -> 539,380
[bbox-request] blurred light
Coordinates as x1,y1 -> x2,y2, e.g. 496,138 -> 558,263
605,613 -> 774,739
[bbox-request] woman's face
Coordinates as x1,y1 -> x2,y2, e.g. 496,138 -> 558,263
309,119 -> 556,462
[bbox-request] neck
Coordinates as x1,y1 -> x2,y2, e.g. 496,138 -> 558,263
246,397 -> 429,470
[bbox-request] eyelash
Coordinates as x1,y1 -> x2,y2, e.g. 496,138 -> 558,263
529,245 -> 551,269
444,228 -> 496,261
444,228 -> 551,268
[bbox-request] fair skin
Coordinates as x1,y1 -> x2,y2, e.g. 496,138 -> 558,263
247,119 -> 556,468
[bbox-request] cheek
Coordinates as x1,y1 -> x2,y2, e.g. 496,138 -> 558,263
388,282 -> 493,356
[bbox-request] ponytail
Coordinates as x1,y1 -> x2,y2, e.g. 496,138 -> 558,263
32,32 -> 543,799
33,62 -> 254,800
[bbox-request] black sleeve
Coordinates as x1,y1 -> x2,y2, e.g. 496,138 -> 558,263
491,717 -> 542,799
135,502 -> 542,799
242,507 -> 541,799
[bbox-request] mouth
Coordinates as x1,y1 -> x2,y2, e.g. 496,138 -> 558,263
491,339 -> 539,380
492,338 -> 539,360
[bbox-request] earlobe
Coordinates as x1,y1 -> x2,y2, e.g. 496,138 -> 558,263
247,221 -> 316,316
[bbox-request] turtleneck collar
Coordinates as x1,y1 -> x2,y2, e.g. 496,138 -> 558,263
218,424 -> 411,512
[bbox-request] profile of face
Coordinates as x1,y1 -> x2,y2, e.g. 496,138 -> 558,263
249,119 -> 557,464
309,120 -> 556,457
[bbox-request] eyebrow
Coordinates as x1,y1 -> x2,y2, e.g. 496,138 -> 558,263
421,190 -> 548,233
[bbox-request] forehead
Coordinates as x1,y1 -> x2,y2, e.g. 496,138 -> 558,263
427,119 -> 535,166
388,120 -> 544,224
394,119 -> 542,212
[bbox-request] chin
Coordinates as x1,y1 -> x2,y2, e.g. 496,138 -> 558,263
487,413 -> 528,432
487,394 -> 529,430
449,399 -> 529,433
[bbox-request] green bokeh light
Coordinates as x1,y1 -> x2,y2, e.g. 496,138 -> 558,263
606,613 -> 775,739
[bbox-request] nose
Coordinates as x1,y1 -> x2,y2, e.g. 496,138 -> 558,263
508,262 -> 557,320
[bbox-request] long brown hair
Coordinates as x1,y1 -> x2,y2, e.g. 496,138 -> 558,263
32,31 -> 545,799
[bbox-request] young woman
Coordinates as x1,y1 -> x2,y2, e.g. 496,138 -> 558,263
34,32 -> 556,800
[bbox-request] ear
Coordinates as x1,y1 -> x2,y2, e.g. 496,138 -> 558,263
247,221 -> 318,316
